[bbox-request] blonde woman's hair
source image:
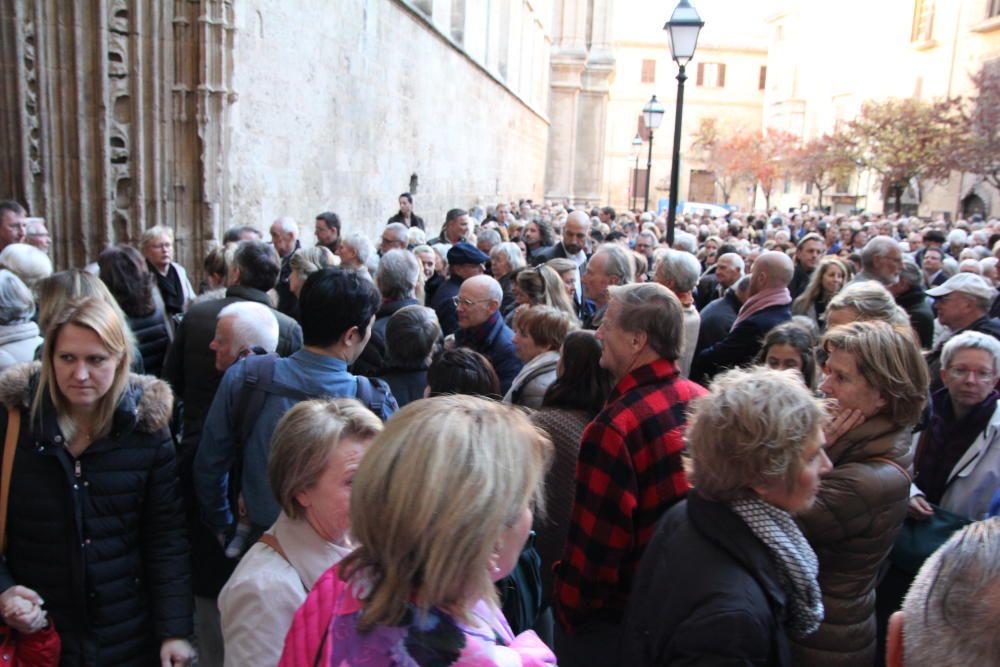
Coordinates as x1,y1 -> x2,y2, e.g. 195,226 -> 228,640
139,225 -> 174,249
268,398 -> 383,520
36,270 -> 134,339
289,246 -> 337,279
821,320 -> 929,426
33,298 -> 134,442
826,280 -> 909,328
792,257 -> 852,315
340,395 -> 552,631
685,367 -> 826,501
515,264 -> 579,324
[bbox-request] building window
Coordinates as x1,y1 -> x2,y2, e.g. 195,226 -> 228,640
783,178 -> 791,194
696,62 -> 726,88
805,181 -> 814,195
759,66 -> 767,90
991,0 -> 1000,18
413,0 -> 432,16
911,0 -> 935,42
451,0 -> 466,44
641,59 -> 656,84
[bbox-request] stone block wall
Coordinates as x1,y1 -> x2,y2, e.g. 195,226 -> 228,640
227,0 -> 550,243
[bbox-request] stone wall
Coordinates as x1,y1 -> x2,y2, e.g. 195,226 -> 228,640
227,0 -> 550,243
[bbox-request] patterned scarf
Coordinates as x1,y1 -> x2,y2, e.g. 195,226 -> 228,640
730,497 -> 824,638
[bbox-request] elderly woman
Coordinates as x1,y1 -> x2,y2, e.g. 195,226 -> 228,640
0,298 -> 193,665
909,331 -> 1000,522
792,257 -> 851,331
825,280 -> 913,331
288,246 -> 337,298
756,321 -> 819,390
99,244 -> 173,377
336,232 -> 376,278
793,320 -> 929,666
0,270 -> 42,372
504,306 -> 576,408
623,367 -> 832,665
490,241 -> 526,316
279,396 -> 556,666
139,225 -> 195,316
545,257 -> 579,303
219,398 -> 382,667
0,243 -> 52,292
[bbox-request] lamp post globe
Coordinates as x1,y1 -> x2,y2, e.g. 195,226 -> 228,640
664,0 -> 704,245
641,95 -> 665,214
631,133 -> 643,211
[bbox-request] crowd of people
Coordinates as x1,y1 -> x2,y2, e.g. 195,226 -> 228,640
0,194 -> 997,666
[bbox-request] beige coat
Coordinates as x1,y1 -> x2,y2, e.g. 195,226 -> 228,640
218,513 -> 351,667
792,416 -> 912,667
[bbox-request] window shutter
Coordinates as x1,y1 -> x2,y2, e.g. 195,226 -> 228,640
718,63 -> 726,88
697,62 -> 705,86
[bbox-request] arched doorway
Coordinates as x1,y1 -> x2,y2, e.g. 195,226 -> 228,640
962,193 -> 986,219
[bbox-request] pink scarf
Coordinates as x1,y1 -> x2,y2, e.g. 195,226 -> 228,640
732,286 -> 791,330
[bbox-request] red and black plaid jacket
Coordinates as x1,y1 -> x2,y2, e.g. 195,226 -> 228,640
554,357 -> 707,633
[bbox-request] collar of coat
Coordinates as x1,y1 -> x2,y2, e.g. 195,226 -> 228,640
0,361 -> 173,434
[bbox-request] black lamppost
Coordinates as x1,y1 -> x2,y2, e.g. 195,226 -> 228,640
664,0 -> 704,246
630,133 -> 643,211
642,95 -> 664,213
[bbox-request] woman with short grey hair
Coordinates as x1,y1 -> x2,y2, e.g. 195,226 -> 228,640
490,241 -> 525,316
623,367 -> 831,665
0,269 -> 42,371
336,232 -> 376,278
219,398 -> 382,667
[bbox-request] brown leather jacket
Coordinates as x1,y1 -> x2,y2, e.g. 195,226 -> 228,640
792,416 -> 913,667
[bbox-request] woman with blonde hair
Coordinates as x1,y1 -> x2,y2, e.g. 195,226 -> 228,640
0,297 -> 194,665
509,264 -> 579,327
792,257 -> 852,330
220,398 -> 382,667
279,396 -> 556,666
793,320 -> 929,666
623,367 -> 831,665
288,246 -> 337,297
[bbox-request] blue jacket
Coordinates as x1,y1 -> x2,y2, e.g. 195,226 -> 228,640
691,303 -> 791,385
455,315 -> 523,395
194,349 -> 396,531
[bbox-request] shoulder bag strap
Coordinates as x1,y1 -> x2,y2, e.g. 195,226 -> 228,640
1,407 -> 21,551
257,532 -> 308,592
869,456 -> 912,483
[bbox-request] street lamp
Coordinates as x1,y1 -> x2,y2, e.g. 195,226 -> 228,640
664,0 -> 704,245
642,95 -> 665,213
631,133 -> 643,211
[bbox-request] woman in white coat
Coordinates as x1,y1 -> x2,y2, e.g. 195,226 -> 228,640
910,331 -> 1000,521
218,398 -> 382,667
503,305 -> 576,408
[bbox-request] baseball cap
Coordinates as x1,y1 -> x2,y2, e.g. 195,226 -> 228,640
926,273 -> 995,301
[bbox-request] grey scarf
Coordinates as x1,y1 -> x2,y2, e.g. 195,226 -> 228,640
730,497 -> 824,638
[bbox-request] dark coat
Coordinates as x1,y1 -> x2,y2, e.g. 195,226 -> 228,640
428,276 -> 463,337
895,285 -> 934,349
454,314 -> 523,394
691,302 -> 791,385
387,211 -> 425,230
693,270 -> 720,311
161,284 -> 302,598
275,241 -> 301,319
694,288 -> 741,355
622,492 -> 793,667
531,241 -> 569,265
788,263 -> 813,300
0,364 -> 192,667
126,308 -> 171,378
381,366 -> 428,408
351,297 -> 420,378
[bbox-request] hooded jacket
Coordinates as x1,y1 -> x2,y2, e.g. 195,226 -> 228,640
0,362 -> 192,666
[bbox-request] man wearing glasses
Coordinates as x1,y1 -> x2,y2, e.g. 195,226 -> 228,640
925,273 -> 1000,391
451,274 -> 522,394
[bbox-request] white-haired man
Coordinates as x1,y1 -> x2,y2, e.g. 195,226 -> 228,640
851,236 -> 903,286
886,518 -> 1000,667
210,301 -> 280,372
269,216 -> 300,317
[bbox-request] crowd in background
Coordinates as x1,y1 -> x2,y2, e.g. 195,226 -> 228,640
0,194 -> 997,666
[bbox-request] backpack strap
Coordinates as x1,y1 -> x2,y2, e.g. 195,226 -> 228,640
355,375 -> 386,417
869,456 -> 912,483
235,354 -> 316,447
258,532 -> 307,592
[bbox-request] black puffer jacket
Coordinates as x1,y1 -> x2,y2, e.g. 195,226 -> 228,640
0,363 -> 192,666
127,309 -> 171,378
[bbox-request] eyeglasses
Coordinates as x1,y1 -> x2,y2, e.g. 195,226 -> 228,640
452,296 -> 492,308
945,366 -> 997,384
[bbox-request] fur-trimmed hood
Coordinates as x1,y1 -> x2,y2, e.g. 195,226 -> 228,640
0,361 -> 173,433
